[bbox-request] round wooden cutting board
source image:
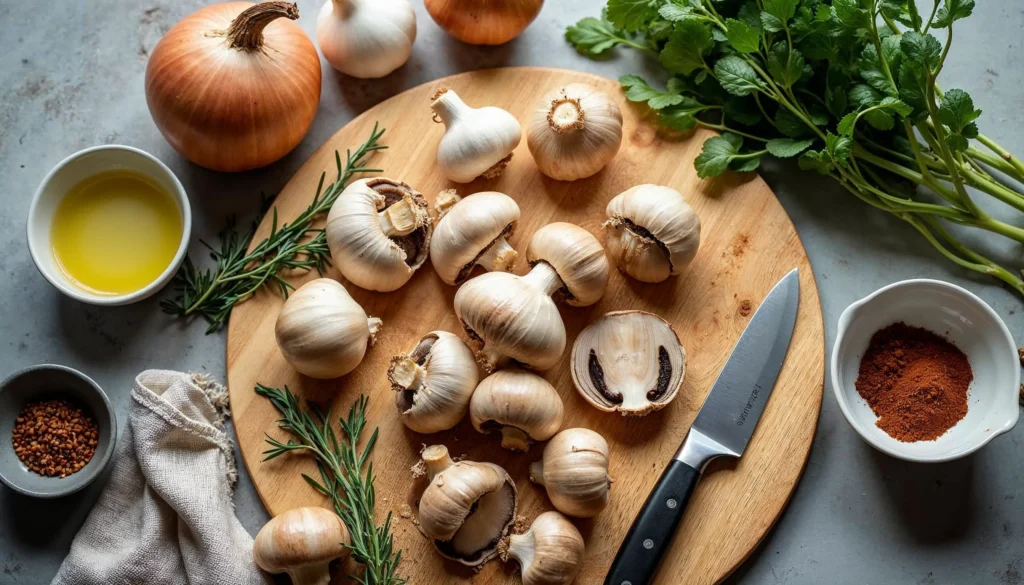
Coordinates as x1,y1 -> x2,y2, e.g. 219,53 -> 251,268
227,67 -> 824,585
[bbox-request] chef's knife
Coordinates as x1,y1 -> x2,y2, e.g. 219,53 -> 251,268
604,269 -> 800,585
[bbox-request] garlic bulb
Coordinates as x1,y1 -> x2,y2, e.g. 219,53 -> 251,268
419,445 -> 518,567
316,0 -> 416,79
253,506 -> 350,585
424,0 -> 543,45
454,222 -> 609,371
571,310 -> 685,415
326,177 -> 433,292
431,88 -> 522,183
470,368 -> 564,451
389,331 -> 478,433
530,428 -> 612,518
430,190 -> 520,285
527,83 -> 623,181
499,511 -> 584,585
275,278 -> 382,379
604,184 -> 701,283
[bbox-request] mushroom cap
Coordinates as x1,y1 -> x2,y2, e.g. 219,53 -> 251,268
525,222 -> 609,307
470,368 -> 565,447
274,278 -> 374,379
531,428 -> 612,518
430,191 -> 520,285
454,271 -> 566,371
253,506 -> 350,573
326,177 -> 432,292
391,331 -> 479,433
604,184 -> 701,282
570,310 -> 686,415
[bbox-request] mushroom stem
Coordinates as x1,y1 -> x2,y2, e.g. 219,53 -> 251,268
390,356 -> 426,390
528,461 -> 545,486
521,261 -> 564,297
505,532 -> 536,571
423,444 -> 455,480
500,426 -> 532,452
435,189 -> 462,216
475,237 -> 518,273
547,97 -> 586,134
286,564 -> 332,585
379,195 -> 424,237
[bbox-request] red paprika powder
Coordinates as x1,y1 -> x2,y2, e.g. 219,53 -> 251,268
855,322 -> 973,442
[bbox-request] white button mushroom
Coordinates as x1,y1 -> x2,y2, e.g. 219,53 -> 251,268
454,222 -> 610,372
499,511 -> 586,585
430,87 -> 522,183
326,177 -> 433,292
418,445 -> 518,567
603,184 -> 701,283
529,428 -> 613,519
429,190 -> 521,286
389,331 -> 479,434
275,278 -> 382,379
469,368 -> 565,451
253,506 -> 350,585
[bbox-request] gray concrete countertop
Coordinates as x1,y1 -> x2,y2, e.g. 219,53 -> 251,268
1,1 -> 1022,583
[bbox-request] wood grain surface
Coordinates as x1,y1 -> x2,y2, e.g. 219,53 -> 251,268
227,67 -> 825,585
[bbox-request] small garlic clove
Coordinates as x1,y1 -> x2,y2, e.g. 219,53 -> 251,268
604,184 -> 701,283
527,83 -> 623,181
469,368 -> 565,451
431,88 -> 522,183
530,428 -> 612,519
570,310 -> 685,416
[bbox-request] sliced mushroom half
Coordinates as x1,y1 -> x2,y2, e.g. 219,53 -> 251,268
570,310 -> 685,416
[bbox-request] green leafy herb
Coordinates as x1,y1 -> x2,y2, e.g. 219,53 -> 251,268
161,125 -> 387,332
258,386 -> 403,585
567,0 -> 1024,296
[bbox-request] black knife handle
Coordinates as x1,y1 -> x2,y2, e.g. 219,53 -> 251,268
604,460 -> 701,585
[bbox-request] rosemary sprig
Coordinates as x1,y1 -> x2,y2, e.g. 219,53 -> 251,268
257,384 -> 404,585
161,125 -> 388,332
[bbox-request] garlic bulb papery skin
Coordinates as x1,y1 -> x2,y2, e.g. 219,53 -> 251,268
454,222 -> 608,372
527,83 -> 623,181
430,190 -> 521,285
316,0 -> 416,79
604,184 -> 702,283
571,310 -> 686,416
499,511 -> 585,585
275,278 -> 382,379
530,428 -> 612,518
470,368 -> 565,451
389,331 -> 479,433
253,506 -> 350,585
326,177 -> 433,292
431,88 -> 522,183
419,445 -> 518,567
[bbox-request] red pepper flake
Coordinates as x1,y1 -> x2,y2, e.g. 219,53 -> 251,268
11,399 -> 99,478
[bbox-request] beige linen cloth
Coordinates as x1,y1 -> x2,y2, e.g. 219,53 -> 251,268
52,369 -> 270,585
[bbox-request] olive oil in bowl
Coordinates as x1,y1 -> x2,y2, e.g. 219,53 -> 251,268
51,170 -> 183,296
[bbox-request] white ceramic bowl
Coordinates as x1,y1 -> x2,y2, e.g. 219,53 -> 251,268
832,279 -> 1019,463
27,145 -> 192,305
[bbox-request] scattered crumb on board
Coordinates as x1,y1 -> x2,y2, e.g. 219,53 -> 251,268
399,503 -> 413,519
410,460 -> 426,479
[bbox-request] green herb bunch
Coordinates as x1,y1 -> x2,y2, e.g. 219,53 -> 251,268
161,125 -> 387,332
258,385 -> 404,585
568,0 -> 1024,295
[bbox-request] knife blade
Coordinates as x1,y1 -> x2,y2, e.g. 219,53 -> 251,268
604,268 -> 801,585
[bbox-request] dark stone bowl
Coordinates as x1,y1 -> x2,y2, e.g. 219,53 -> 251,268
0,364 -> 117,498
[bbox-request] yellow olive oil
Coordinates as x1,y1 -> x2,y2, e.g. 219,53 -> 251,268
51,170 -> 182,296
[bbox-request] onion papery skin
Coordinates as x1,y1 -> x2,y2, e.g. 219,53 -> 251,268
145,2 -> 322,173
424,0 -> 543,46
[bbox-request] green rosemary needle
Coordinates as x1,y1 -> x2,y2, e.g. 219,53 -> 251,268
160,124 -> 387,332
257,384 -> 404,585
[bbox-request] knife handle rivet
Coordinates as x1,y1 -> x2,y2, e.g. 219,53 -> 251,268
666,498 -> 677,509
621,582 -> 632,585
643,539 -> 654,549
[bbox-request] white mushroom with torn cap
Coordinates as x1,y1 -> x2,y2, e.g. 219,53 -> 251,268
469,368 -> 565,451
571,310 -> 685,415
454,222 -> 610,372
326,177 -> 433,292
389,330 -> 479,434
253,506 -> 350,585
604,184 -> 701,283
418,445 -> 518,567
429,190 -> 521,285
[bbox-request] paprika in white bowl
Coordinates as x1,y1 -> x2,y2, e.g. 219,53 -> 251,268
831,279 -> 1019,463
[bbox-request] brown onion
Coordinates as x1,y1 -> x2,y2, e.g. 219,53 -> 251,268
145,1 -> 322,172
424,0 -> 543,45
